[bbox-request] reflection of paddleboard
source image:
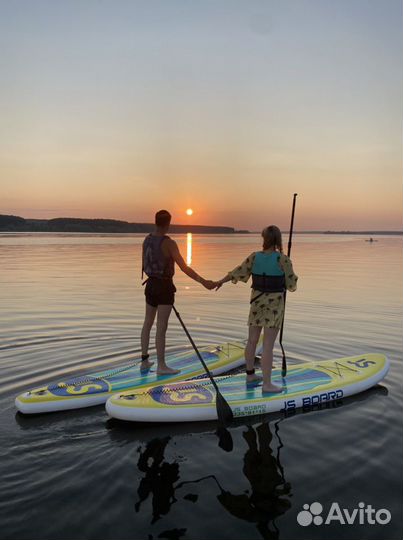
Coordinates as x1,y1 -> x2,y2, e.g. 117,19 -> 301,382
15,340 -> 251,414
106,354 -> 389,423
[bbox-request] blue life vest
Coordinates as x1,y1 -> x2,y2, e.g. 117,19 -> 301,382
251,251 -> 285,293
142,234 -> 175,279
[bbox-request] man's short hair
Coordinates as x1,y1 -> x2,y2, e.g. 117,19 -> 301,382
155,210 -> 172,227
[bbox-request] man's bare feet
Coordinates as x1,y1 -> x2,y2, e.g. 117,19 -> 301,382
140,360 -> 154,371
246,373 -> 263,384
262,382 -> 283,394
156,366 -> 181,375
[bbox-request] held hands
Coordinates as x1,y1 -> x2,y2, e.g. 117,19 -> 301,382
201,279 -> 223,291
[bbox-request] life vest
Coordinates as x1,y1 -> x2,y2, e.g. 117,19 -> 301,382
142,234 -> 175,279
251,251 -> 285,293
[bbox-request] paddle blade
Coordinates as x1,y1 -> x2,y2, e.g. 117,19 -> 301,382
216,392 -> 234,425
216,426 -> 233,452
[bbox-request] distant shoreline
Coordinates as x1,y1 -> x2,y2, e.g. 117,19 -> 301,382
298,230 -> 402,235
0,215 -> 237,234
0,214 -> 401,235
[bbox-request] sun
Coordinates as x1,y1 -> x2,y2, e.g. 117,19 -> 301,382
186,208 -> 193,216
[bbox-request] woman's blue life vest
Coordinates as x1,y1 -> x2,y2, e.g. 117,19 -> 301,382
251,251 -> 286,293
142,234 -> 175,280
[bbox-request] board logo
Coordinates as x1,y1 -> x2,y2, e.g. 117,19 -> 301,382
347,358 -> 376,368
150,385 -> 214,406
297,501 -> 391,526
48,377 -> 110,396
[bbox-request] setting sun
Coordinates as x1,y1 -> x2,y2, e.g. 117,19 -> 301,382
186,208 -> 193,216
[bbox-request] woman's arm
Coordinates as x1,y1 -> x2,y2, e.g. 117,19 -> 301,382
214,274 -> 231,290
215,252 -> 256,290
279,254 -> 298,292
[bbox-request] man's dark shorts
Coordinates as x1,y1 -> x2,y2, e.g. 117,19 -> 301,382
145,277 -> 176,307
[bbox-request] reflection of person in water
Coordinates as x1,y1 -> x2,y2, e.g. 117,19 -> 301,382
134,423 -> 290,538
135,436 -> 179,524
217,423 -> 291,540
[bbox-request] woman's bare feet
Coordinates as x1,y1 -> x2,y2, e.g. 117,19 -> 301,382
156,365 -> 181,375
262,382 -> 283,394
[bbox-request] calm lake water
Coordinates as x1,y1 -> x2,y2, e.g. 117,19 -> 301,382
0,233 -> 402,540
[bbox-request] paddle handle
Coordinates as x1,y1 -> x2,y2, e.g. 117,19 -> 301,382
280,193 -> 298,377
172,306 -> 220,393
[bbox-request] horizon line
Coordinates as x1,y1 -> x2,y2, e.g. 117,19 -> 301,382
0,213 -> 402,234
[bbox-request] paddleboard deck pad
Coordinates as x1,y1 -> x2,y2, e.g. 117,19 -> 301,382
106,353 -> 389,422
15,340 -> 250,414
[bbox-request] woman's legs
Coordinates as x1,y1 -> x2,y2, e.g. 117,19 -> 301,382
245,326 -> 262,382
140,302 -> 157,369
261,327 -> 282,393
156,304 -> 180,374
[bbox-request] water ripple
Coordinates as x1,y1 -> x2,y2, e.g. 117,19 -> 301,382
0,233 -> 402,540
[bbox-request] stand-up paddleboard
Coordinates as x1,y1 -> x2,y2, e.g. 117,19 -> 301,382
106,353 -> 389,423
15,340 -> 251,414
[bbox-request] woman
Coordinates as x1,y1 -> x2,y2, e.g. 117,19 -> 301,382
215,225 -> 298,393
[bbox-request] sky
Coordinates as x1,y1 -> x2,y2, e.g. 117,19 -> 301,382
0,0 -> 402,231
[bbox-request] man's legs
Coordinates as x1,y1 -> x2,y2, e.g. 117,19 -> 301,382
140,302 -> 157,369
156,304 -> 180,374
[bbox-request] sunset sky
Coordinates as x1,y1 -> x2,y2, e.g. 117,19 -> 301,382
0,0 -> 402,231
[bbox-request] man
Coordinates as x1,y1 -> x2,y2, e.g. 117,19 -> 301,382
140,210 -> 214,374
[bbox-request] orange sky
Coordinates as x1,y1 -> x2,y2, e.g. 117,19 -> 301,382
0,1 -> 402,231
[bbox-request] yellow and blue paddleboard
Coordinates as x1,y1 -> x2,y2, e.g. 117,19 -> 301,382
15,340 -> 251,414
106,353 -> 389,423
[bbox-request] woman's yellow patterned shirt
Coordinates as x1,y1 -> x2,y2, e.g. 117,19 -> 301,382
227,251 -> 298,328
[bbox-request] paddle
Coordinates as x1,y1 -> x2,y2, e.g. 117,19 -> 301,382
172,305 -> 234,426
279,193 -> 298,378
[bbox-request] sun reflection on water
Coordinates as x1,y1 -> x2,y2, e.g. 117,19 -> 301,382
186,232 -> 192,266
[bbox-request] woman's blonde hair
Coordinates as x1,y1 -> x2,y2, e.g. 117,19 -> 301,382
262,225 -> 283,252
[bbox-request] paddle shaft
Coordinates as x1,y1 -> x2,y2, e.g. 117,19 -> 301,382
172,305 -> 234,423
279,193 -> 298,377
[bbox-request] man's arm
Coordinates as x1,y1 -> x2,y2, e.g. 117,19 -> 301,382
167,240 -> 213,288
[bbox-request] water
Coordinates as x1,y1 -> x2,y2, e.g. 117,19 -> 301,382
0,233 -> 402,540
